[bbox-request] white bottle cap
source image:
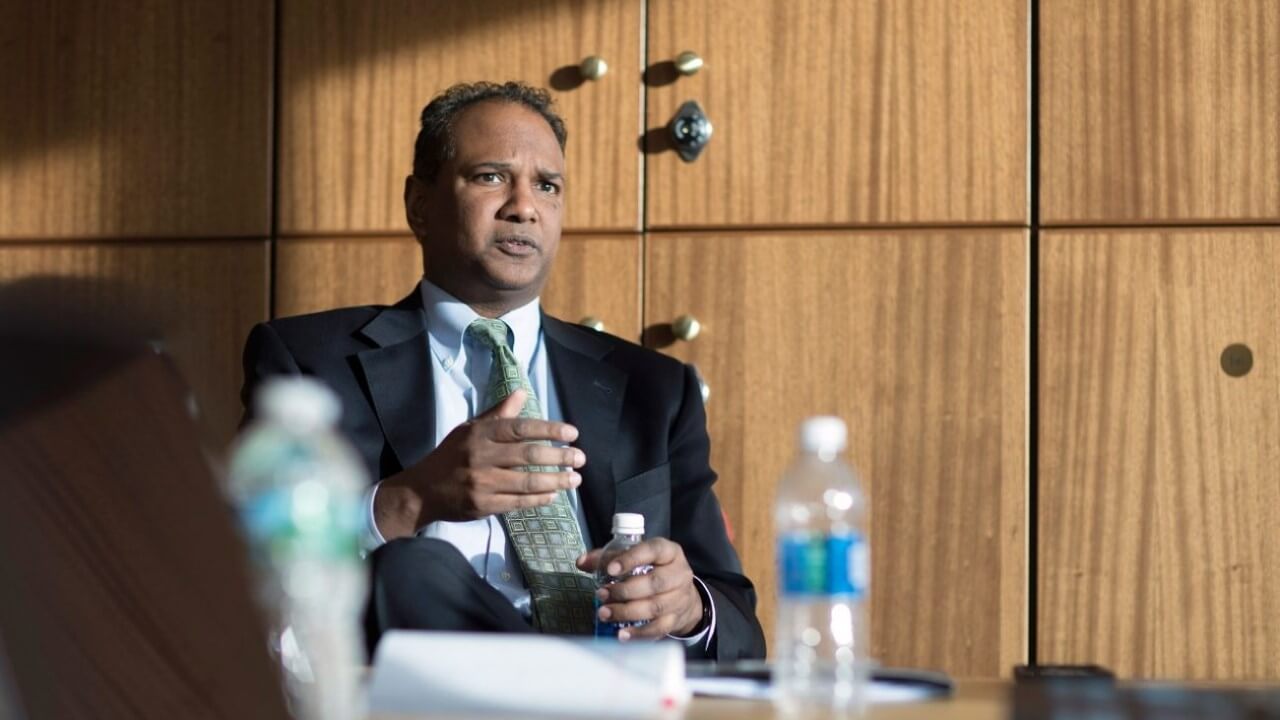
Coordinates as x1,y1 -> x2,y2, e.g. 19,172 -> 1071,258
799,416 -> 848,454
612,512 -> 645,535
254,376 -> 341,432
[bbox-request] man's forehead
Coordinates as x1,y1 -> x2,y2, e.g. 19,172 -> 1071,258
452,101 -> 562,154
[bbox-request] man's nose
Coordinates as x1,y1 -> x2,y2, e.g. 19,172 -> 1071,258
499,182 -> 537,224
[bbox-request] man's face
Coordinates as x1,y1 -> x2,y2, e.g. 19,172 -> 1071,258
408,100 -> 565,314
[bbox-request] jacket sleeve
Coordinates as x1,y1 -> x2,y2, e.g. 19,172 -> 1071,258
668,363 -> 767,660
239,322 -> 302,426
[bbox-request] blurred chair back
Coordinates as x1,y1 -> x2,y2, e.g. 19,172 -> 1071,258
0,278 -> 288,719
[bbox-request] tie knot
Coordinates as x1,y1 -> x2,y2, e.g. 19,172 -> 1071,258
466,318 -> 511,351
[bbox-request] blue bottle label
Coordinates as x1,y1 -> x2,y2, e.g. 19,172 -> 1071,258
778,531 -> 868,599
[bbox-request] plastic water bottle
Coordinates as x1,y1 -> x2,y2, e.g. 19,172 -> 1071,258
773,416 -> 870,715
225,377 -> 369,720
594,512 -> 654,638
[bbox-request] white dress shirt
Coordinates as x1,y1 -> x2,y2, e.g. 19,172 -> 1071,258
362,280 -> 713,645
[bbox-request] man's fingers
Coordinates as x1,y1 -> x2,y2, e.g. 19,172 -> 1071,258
598,588 -> 689,633
488,417 -> 581,446
488,468 -> 582,495
576,549 -> 604,572
476,388 -> 527,420
491,440 -> 585,469
598,564 -> 690,603
606,538 -> 681,577
483,491 -> 560,514
621,611 -> 682,640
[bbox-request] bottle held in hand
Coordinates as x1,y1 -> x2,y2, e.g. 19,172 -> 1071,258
594,512 -> 653,638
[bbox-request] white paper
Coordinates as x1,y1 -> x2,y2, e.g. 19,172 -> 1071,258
367,631 -> 689,718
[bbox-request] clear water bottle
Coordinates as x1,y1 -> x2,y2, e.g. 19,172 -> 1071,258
773,416 -> 870,715
225,377 -> 368,720
594,512 -> 654,638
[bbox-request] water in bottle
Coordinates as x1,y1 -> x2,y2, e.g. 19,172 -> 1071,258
594,512 -> 654,638
773,416 -> 869,715
225,376 -> 369,720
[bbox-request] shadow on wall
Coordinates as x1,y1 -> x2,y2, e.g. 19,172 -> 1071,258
0,275 -> 223,448
0,0 -> 606,239
0,0 -> 606,444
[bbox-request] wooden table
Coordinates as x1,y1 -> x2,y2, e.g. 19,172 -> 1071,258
683,681 -> 1006,719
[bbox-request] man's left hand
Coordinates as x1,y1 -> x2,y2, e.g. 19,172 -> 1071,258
576,538 -> 705,640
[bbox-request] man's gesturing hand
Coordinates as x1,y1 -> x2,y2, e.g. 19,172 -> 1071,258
577,538 -> 705,640
373,389 -> 585,539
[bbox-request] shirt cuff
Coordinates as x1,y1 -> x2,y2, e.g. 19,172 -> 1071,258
666,575 -> 716,650
359,482 -> 388,557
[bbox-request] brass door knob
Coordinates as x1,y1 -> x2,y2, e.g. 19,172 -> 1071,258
578,316 -> 606,332
674,51 -> 703,76
672,314 -> 701,341
579,56 -> 608,80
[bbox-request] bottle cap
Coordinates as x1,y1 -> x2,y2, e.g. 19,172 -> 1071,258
254,376 -> 341,432
612,512 -> 645,535
799,416 -> 847,454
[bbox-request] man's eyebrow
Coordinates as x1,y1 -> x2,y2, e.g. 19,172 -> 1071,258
468,161 -> 514,170
537,169 -> 564,181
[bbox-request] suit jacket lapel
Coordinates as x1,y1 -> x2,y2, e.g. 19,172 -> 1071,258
354,287 -> 435,473
543,315 -> 626,548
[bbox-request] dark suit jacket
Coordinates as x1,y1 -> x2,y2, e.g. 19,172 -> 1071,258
239,286 -> 765,660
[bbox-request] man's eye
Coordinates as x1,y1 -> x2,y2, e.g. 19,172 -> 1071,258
538,181 -> 561,194
475,172 -> 502,184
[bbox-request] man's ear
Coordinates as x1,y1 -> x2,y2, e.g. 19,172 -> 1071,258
404,174 -> 430,237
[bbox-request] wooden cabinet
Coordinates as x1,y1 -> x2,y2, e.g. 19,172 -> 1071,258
1040,0 -> 1280,224
0,242 -> 270,446
0,0 -> 272,239
645,231 -> 1026,676
1038,229 -> 1280,679
275,235 -> 641,340
277,0 -> 643,234
645,0 -> 1027,228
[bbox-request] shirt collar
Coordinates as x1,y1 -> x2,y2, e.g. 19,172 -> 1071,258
419,278 -> 542,368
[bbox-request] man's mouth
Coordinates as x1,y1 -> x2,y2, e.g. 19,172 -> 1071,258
494,236 -> 538,256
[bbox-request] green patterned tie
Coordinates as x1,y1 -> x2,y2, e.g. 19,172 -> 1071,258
466,318 -> 596,634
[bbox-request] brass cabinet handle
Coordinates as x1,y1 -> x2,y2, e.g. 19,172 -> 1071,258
578,316 -> 606,332
579,56 -> 608,81
674,51 -> 703,76
672,314 -> 701,341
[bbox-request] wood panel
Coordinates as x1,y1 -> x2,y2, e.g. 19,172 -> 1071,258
278,0 -> 642,234
0,1 -> 272,239
1039,230 -> 1280,680
275,235 -> 642,341
645,0 -> 1027,228
645,231 -> 1027,677
0,241 -> 270,447
1040,1 -> 1280,224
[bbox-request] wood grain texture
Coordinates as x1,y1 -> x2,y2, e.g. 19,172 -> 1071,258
0,1 -> 272,239
645,0 -> 1027,228
1039,230 -> 1280,680
0,241 -> 269,447
275,235 -> 641,340
0,350 -> 289,720
645,231 -> 1027,677
1040,1 -> 1280,224
278,0 -> 642,234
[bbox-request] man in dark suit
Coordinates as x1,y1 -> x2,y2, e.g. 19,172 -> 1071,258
241,82 -> 764,660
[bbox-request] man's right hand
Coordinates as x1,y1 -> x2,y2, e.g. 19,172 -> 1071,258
372,389 -> 585,541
